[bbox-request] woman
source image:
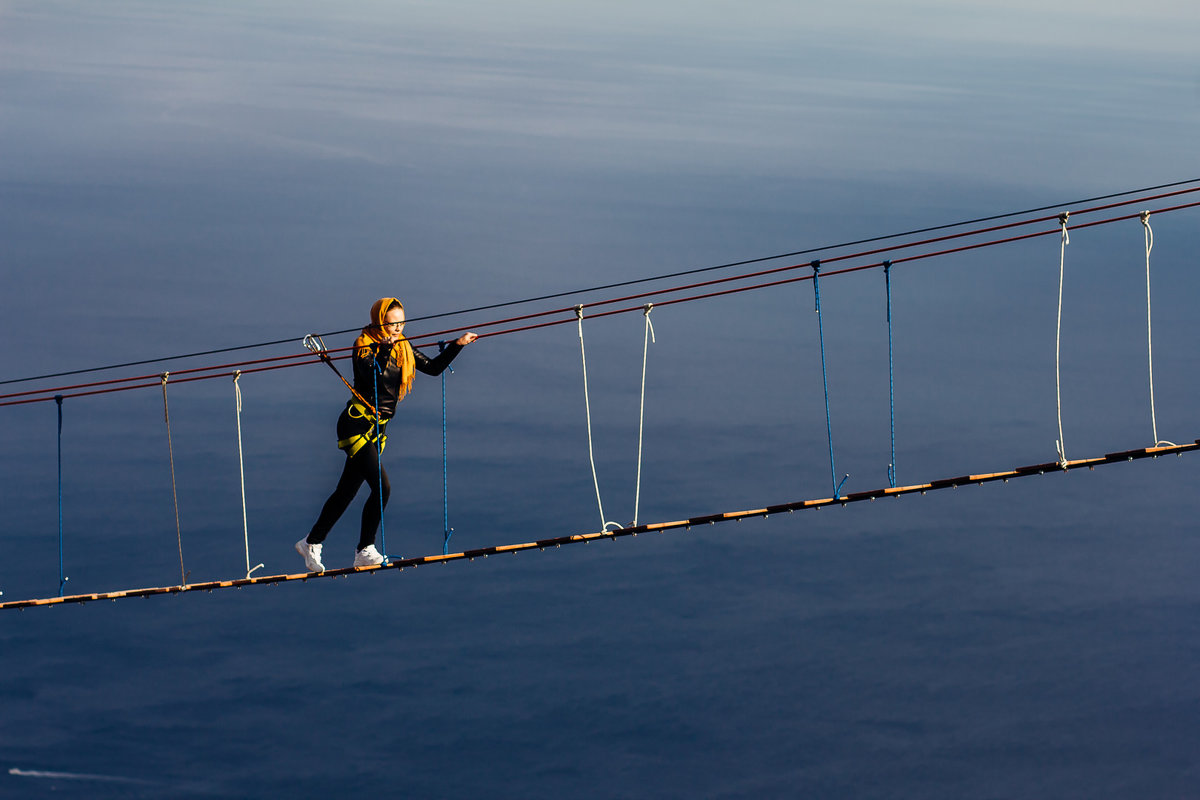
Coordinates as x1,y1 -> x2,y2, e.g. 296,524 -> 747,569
296,297 -> 477,571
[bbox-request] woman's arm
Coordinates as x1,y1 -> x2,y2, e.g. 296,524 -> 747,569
352,342 -> 388,386
413,341 -> 461,376
413,333 -> 476,376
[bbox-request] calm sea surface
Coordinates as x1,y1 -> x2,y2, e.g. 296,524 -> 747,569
2,2 -> 1199,796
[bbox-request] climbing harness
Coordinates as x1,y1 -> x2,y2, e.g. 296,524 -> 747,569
812,261 -> 849,498
233,373 -> 264,579
335,402 -> 387,457
161,373 -> 187,585
1054,213 -> 1070,468
576,306 -> 621,532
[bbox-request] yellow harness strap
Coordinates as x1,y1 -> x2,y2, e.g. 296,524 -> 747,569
337,402 -> 387,457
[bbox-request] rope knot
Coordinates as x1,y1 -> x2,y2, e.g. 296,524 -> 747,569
811,260 -> 822,313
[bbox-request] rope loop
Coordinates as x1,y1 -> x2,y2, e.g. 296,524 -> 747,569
883,260 -> 896,488
633,304 -> 657,526
575,306 -> 620,532
810,260 -> 845,497
439,341 -> 452,555
160,372 -> 170,422
373,366 -> 389,564
160,372 -> 187,584
55,394 -> 68,596
1054,214 -> 1070,468
232,371 -> 263,579
1139,211 -> 1176,448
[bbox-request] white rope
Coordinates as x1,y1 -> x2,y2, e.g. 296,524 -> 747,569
633,304 -> 656,526
576,307 -> 621,532
1141,211 -> 1176,448
161,372 -> 187,584
1054,213 -> 1070,468
233,372 -> 263,579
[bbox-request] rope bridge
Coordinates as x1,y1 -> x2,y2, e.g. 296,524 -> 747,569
2,180 -> 1197,609
2,439 -> 1194,611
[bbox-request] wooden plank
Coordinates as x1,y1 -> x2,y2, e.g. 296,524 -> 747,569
3,436 -> 1196,612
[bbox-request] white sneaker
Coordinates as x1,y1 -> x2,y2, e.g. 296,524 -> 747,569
354,544 -> 386,567
295,538 -> 325,572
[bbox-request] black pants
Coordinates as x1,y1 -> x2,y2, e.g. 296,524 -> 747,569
307,442 -> 391,551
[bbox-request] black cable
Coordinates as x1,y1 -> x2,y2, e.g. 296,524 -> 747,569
4,177 -> 1197,388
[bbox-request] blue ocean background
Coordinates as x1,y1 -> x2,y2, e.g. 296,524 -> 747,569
2,2 -> 1199,797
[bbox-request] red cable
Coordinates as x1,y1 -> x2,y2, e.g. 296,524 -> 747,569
4,195 -> 1198,407
412,184 -> 1200,342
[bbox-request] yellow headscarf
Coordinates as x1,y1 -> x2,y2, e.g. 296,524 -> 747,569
353,297 -> 415,403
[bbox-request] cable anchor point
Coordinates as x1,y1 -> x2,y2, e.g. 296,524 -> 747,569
642,303 -> 656,344
1055,439 -> 1068,470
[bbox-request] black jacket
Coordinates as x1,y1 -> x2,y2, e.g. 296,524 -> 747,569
352,340 -> 462,419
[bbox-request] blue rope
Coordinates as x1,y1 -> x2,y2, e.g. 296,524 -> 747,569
55,395 -> 66,596
812,261 -> 848,498
884,261 -> 897,488
439,342 -> 453,555
373,364 -> 388,562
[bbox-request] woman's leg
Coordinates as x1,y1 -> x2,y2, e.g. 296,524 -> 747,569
307,455 -> 368,544
356,444 -> 391,551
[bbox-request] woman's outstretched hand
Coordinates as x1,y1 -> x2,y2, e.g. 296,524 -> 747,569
455,332 -> 479,346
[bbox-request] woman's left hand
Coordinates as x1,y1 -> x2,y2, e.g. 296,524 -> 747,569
455,332 -> 479,346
